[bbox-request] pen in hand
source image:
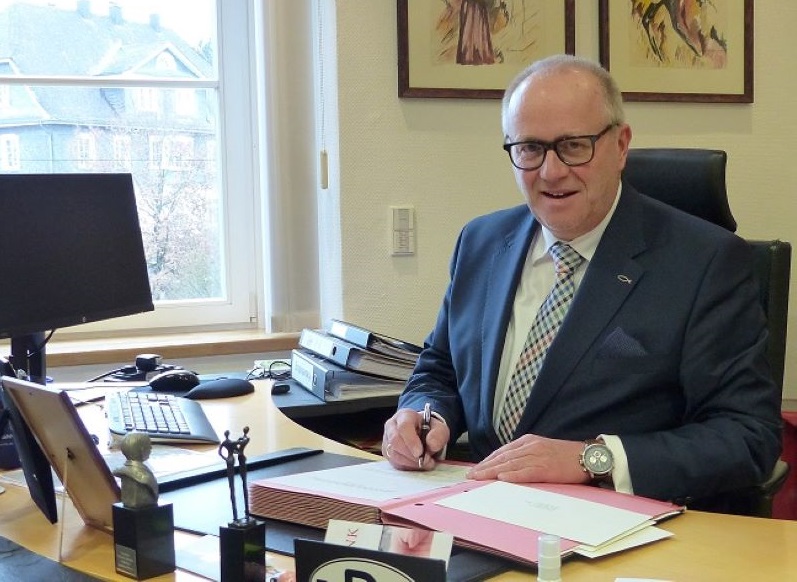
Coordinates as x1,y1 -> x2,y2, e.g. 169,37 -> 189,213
419,402 -> 431,469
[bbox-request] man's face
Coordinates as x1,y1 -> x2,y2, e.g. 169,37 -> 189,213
503,68 -> 631,241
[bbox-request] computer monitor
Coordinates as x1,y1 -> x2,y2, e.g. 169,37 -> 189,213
0,173 -> 154,383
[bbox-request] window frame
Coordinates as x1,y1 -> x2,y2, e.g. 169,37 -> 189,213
0,0 -> 264,337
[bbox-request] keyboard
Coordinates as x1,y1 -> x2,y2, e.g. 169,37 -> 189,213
106,391 -> 220,444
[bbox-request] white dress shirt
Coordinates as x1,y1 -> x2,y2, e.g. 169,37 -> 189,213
492,186 -> 633,494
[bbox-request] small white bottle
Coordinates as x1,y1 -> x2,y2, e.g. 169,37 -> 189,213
537,533 -> 562,582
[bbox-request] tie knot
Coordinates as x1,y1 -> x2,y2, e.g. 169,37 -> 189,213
550,242 -> 583,274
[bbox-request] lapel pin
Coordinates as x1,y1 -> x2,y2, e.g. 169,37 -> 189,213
617,275 -> 632,284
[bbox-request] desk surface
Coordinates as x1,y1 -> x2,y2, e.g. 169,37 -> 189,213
1,382 -> 797,581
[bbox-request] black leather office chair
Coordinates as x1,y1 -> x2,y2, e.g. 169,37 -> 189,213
624,148 -> 791,518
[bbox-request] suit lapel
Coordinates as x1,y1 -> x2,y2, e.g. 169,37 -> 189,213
481,213 -> 535,432
517,187 -> 649,433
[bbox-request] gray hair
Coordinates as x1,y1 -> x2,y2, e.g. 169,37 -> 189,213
501,54 -> 625,133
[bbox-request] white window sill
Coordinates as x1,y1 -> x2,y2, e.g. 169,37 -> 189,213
44,330 -> 300,368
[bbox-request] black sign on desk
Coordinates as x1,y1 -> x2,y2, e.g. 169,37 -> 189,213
294,539 -> 446,582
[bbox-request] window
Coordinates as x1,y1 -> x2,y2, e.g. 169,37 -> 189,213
0,133 -> 20,170
113,134 -> 133,170
0,0 -> 261,335
156,52 -> 178,72
162,135 -> 194,171
132,87 -> 161,114
75,132 -> 96,169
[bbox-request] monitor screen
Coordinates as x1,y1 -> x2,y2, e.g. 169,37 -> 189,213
0,173 -> 154,339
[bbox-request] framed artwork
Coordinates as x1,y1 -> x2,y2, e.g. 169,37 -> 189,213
598,0 -> 753,103
397,0 -> 575,99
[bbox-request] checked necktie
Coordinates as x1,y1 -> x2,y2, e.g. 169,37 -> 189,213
497,242 -> 584,445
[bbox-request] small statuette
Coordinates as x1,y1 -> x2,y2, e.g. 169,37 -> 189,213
113,432 -> 158,509
219,426 -> 255,526
218,426 -> 266,581
112,433 -> 175,579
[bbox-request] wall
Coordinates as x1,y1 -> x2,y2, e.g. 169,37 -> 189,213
326,2 -> 797,398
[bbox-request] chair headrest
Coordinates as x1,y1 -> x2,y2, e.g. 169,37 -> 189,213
623,148 -> 737,232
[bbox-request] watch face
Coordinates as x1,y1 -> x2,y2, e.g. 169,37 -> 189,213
584,444 -> 613,475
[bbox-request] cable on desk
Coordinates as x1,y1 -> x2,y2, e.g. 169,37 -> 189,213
246,360 -> 291,381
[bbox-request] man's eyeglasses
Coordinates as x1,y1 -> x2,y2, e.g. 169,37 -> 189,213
502,124 -> 617,171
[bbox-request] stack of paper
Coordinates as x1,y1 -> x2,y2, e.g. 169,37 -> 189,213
249,461 -> 469,528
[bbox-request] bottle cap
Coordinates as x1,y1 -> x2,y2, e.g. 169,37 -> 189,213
537,533 -> 562,582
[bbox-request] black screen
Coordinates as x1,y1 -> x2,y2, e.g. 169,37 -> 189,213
0,173 -> 154,339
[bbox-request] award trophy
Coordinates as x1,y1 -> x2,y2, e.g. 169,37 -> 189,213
218,426 -> 266,581
112,433 -> 175,579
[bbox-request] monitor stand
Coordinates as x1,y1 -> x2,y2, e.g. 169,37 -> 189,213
11,331 -> 46,384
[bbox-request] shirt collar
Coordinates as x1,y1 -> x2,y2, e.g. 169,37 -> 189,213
534,184 -> 622,264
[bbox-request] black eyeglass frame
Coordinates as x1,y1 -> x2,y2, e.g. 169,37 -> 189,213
502,124 -> 617,171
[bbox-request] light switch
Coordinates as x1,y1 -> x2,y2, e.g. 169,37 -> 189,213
391,205 -> 415,256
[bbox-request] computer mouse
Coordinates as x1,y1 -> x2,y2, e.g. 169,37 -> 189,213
183,377 -> 255,400
148,369 -> 201,393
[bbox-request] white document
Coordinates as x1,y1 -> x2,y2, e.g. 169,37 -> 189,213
435,481 -> 657,547
264,461 -> 469,502
574,525 -> 673,558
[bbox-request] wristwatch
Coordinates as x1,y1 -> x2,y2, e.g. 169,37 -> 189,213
579,438 -> 614,482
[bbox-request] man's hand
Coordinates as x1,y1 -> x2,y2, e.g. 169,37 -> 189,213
466,434 -> 591,484
383,407 -> 450,471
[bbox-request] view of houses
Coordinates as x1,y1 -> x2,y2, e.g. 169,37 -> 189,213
0,0 -> 222,301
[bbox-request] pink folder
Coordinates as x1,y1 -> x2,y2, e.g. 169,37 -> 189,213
380,481 -> 682,565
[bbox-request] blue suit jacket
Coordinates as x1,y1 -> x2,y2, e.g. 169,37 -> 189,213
399,185 -> 781,506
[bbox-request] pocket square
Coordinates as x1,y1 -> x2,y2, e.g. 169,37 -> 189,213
597,327 -> 649,358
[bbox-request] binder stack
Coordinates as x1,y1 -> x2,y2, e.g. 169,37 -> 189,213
293,320 -> 422,401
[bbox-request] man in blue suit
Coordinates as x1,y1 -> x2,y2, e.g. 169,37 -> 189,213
382,54 -> 781,510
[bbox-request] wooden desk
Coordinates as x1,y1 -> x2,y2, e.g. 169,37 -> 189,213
272,380 -> 397,451
2,382 -> 797,581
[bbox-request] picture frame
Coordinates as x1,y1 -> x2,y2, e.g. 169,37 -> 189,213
598,0 -> 753,103
397,0 -> 575,99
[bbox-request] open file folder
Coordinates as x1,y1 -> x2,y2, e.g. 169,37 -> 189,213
248,460 -> 684,567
